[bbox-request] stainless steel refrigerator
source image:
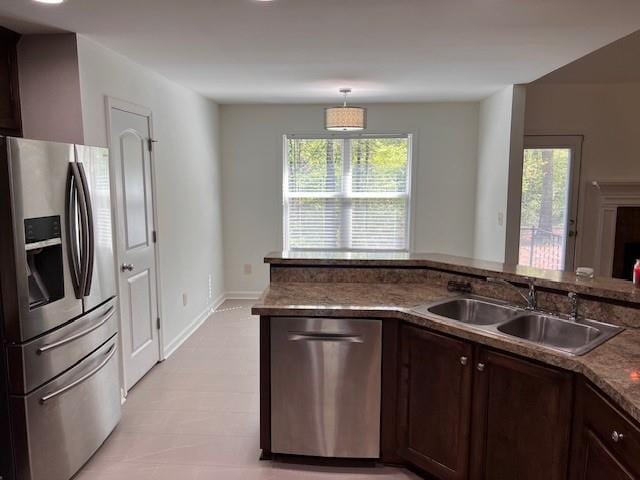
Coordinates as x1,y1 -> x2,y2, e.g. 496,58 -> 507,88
0,137 -> 121,480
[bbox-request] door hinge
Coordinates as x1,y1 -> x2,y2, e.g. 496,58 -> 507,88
148,138 -> 157,152
157,318 -> 161,330
152,230 -> 157,243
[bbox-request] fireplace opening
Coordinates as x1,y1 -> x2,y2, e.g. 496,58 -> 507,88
612,207 -> 640,280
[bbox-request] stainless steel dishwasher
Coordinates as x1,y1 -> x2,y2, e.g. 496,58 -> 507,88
270,317 -> 382,458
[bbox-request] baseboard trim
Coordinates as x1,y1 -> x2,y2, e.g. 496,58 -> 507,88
162,293 -> 226,359
224,291 -> 262,300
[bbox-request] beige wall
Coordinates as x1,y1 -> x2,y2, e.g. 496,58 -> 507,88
220,103 -> 480,293
76,36 -> 225,355
524,82 -> 640,270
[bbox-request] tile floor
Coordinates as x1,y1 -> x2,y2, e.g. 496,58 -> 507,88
75,300 -> 419,479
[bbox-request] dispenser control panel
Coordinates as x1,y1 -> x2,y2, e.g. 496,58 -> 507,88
24,216 -> 61,244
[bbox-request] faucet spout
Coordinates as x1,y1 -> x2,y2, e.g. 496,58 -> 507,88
486,276 -> 537,310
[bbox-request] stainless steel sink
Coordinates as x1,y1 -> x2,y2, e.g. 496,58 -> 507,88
420,297 -> 519,325
412,295 -> 624,356
497,313 -> 622,355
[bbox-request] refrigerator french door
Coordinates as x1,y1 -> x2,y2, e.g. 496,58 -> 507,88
0,136 -> 120,480
1,137 -> 117,342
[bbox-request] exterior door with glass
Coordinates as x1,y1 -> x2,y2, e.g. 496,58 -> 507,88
518,136 -> 582,272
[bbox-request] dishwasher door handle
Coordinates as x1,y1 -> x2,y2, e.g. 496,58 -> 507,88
288,332 -> 364,343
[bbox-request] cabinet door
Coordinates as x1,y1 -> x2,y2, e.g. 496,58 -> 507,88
576,430 -> 635,480
0,27 -> 22,135
397,325 -> 473,480
470,348 -> 573,480
570,379 -> 640,480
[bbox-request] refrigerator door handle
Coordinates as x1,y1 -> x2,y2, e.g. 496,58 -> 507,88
39,343 -> 117,404
65,163 -> 84,298
76,161 -> 95,297
74,161 -> 90,298
37,306 -> 116,353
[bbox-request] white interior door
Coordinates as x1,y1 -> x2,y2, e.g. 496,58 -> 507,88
109,105 -> 160,391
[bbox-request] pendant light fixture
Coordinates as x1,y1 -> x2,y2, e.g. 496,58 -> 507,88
325,88 -> 366,131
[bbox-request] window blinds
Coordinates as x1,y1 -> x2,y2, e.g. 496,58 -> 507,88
284,136 -> 411,251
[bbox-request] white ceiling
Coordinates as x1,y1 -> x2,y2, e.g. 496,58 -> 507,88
1,0 -> 640,103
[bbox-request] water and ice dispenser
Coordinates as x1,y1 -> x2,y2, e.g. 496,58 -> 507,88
24,216 -> 64,309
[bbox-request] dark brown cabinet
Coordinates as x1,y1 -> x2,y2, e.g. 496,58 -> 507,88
470,348 -> 573,480
0,26 -> 21,136
570,379 -> 640,480
398,325 -> 574,480
397,325 -> 473,480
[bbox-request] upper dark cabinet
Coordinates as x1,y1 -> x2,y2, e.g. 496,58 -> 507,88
0,26 -> 22,136
570,379 -> 640,480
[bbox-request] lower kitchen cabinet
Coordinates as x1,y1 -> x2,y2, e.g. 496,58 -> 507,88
570,379 -> 640,479
398,324 -> 574,480
397,326 -> 473,480
470,348 -> 573,480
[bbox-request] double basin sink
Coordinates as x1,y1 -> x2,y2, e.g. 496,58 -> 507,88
412,296 -> 623,356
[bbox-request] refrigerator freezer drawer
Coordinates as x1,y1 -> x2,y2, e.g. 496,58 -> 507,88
270,317 -> 382,458
10,336 -> 121,480
7,297 -> 119,394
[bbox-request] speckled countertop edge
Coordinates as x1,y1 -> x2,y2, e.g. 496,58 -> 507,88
253,282 -> 640,425
265,251 -> 640,305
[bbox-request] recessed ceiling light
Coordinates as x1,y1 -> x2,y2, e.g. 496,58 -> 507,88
34,0 -> 65,4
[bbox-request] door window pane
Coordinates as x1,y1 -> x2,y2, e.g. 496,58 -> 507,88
518,148 -> 571,270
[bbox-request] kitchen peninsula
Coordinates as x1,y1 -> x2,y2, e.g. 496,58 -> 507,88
253,251 -> 640,480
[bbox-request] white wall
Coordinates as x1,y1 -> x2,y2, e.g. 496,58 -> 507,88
525,82 -> 640,270
76,36 -> 225,354
473,86 -> 519,263
220,103 -> 480,293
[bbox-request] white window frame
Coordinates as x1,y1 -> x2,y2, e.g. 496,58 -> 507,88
282,133 -> 414,252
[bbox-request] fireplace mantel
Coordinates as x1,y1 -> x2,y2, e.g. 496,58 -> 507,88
593,180 -> 640,276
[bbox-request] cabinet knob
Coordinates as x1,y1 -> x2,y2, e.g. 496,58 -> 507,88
460,356 -> 468,366
611,431 -> 625,443
477,362 -> 485,372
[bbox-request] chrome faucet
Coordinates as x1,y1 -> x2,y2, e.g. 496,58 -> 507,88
568,292 -> 579,321
487,276 -> 537,310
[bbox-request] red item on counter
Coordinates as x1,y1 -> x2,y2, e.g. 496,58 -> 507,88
634,259 -> 640,287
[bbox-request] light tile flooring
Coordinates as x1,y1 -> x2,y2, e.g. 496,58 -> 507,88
75,300 -> 419,479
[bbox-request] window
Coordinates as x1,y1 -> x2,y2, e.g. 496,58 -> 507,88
283,135 -> 412,251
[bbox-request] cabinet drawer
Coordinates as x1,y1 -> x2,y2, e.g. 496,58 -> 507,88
579,381 -> 640,474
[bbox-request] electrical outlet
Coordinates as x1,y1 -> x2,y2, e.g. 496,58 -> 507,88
244,264 -> 252,275
182,293 -> 188,306
497,212 -> 504,226
208,274 -> 212,299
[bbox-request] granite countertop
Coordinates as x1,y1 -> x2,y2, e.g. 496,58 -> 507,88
252,281 -> 640,425
265,251 -> 640,305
